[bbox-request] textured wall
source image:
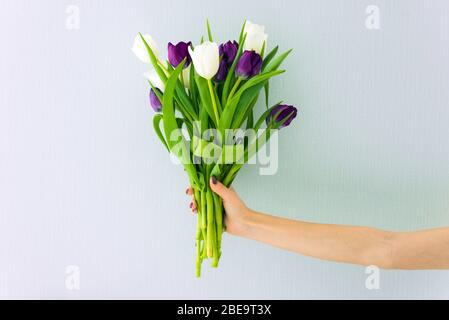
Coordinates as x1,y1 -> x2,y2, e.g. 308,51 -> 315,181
0,0 -> 448,299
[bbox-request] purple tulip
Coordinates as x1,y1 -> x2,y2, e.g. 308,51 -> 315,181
214,60 -> 228,83
149,88 -> 163,112
267,105 -> 298,128
167,41 -> 192,68
219,41 -> 238,66
235,50 -> 262,79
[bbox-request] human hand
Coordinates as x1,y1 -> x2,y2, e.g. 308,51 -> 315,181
186,177 -> 251,236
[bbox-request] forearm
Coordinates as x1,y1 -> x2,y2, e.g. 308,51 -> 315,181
234,210 -> 395,268
234,210 -> 449,269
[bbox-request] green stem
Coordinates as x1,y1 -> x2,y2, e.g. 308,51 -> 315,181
213,193 -> 223,254
223,165 -> 240,186
201,190 -> 207,230
196,240 -> 201,278
227,78 -> 242,102
207,79 -> 220,125
206,188 -> 215,259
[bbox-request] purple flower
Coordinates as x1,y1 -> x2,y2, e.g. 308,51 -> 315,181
149,88 -> 163,112
235,50 -> 262,79
168,41 -> 192,68
267,105 -> 298,128
214,60 -> 228,83
219,41 -> 238,66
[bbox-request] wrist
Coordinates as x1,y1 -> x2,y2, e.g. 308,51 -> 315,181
232,207 -> 256,237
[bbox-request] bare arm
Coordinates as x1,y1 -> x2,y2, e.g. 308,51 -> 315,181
233,210 -> 449,269
187,179 -> 449,270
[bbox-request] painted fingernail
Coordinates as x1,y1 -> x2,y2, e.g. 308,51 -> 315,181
189,202 -> 193,208
185,188 -> 189,194
211,176 -> 217,185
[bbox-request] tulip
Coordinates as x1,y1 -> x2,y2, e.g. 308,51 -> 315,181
188,41 -> 220,80
168,41 -> 192,68
219,41 -> 238,66
149,88 -> 163,112
132,34 -> 160,64
243,21 -> 268,55
143,69 -> 165,91
268,105 -> 298,128
214,60 -> 228,83
236,50 -> 262,79
181,65 -> 191,88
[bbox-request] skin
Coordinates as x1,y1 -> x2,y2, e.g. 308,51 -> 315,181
186,179 -> 449,270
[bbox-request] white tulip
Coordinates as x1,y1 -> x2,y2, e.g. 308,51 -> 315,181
243,21 -> 268,55
132,33 -> 160,64
181,65 -> 191,89
188,41 -> 219,80
143,69 -> 165,91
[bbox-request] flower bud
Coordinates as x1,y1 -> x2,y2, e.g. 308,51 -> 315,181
268,104 -> 298,128
149,88 -> 163,112
235,50 -> 262,79
168,41 -> 192,68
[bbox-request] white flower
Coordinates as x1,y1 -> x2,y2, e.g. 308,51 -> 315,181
181,65 -> 191,89
188,41 -> 219,80
132,34 -> 160,64
243,21 -> 268,55
143,69 -> 165,91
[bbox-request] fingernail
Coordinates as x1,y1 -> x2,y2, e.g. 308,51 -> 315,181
189,202 -> 193,208
211,176 -> 217,185
185,188 -> 189,194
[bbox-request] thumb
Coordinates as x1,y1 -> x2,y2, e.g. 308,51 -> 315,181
210,176 -> 231,201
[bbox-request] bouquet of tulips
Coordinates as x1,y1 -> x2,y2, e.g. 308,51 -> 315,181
132,20 -> 298,277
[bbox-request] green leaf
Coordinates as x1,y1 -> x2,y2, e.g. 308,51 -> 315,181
206,19 -> 213,41
264,48 -> 293,73
195,73 -> 218,127
230,85 -> 261,129
262,46 -> 279,71
175,85 -> 197,121
152,114 -> 169,152
199,102 -> 210,132
254,101 -> 283,131
264,82 -> 270,109
166,62 -> 198,121
162,60 -> 185,150
176,117 -> 193,138
220,69 -> 285,130
238,20 -> 247,44
246,109 -> 254,129
162,59 -> 200,187
260,41 -> 266,58
221,33 -> 247,106
236,70 -> 284,97
189,63 -> 198,107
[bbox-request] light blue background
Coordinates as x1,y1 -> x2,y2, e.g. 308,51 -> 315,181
0,0 -> 448,299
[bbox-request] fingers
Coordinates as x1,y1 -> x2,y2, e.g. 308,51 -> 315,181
189,200 -> 197,213
186,186 -> 197,213
209,176 -> 232,201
